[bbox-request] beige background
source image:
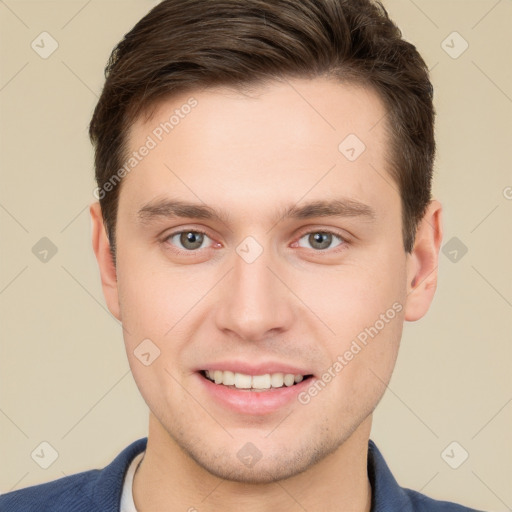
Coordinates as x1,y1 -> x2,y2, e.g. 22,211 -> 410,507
0,1 -> 510,510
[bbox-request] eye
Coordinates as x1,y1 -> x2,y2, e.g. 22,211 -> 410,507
162,228 -> 347,256
296,230 -> 345,251
165,229 -> 214,252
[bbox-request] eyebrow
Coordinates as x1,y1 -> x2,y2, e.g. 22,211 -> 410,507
136,197 -> 377,227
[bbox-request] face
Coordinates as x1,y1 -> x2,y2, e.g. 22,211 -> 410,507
103,77 -> 412,482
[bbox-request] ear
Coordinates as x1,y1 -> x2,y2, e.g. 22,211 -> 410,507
404,199 -> 443,322
90,201 -> 121,321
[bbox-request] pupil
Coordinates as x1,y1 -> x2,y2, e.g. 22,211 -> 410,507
181,231 -> 203,250
311,232 -> 331,250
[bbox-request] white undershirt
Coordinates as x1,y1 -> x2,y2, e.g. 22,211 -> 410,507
120,451 -> 145,512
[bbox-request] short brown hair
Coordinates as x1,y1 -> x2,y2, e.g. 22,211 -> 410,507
89,0 -> 435,262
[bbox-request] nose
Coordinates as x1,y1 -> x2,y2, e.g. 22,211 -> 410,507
214,241 -> 295,343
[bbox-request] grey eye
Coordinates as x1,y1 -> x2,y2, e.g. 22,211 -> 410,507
170,231 -> 209,250
297,232 -> 343,251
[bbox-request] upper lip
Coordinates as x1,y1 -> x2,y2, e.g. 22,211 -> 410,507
197,360 -> 313,376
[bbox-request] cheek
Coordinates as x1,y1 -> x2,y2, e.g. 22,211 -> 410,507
312,257 -> 406,339
115,253 -> 214,382
312,249 -> 406,387
116,252 -> 190,338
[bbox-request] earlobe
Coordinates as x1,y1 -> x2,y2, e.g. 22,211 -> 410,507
404,200 -> 443,322
89,202 -> 122,321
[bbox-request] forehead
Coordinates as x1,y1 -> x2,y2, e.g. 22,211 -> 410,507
120,77 -> 397,226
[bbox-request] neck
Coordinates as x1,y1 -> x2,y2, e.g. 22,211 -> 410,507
133,414 -> 373,512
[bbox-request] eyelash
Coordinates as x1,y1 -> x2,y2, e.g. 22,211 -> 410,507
162,228 -> 348,256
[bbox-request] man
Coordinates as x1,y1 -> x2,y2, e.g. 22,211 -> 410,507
0,0 -> 485,510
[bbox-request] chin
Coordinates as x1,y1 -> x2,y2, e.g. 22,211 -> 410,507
182,433 -> 344,484
195,455 -> 313,484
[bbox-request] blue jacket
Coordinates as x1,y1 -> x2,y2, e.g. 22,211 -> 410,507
0,438 -> 484,511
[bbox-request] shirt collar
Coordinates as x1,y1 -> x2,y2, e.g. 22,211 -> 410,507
368,439 -> 413,511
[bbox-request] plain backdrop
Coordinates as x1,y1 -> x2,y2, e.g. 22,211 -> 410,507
0,1 -> 511,510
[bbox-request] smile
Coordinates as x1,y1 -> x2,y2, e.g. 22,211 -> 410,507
202,370 -> 313,391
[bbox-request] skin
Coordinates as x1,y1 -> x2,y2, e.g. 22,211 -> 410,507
90,76 -> 443,511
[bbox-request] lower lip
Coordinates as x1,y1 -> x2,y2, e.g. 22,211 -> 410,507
197,373 -> 314,415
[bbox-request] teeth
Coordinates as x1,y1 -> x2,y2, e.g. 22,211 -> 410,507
252,374 -> 271,389
234,373 -> 252,389
204,370 -> 306,389
283,374 -> 295,387
270,373 -> 284,388
223,370 -> 235,385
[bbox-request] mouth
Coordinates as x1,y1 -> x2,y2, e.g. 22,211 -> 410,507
199,369 -> 314,391
196,365 -> 316,415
